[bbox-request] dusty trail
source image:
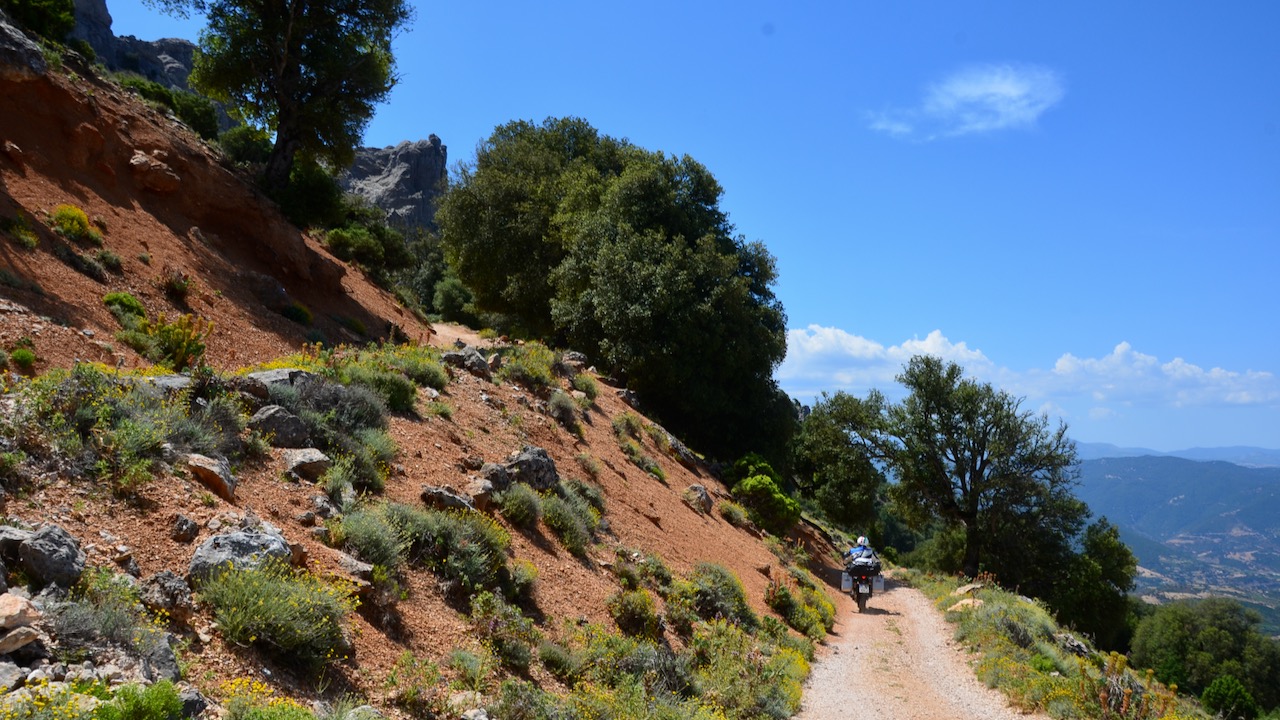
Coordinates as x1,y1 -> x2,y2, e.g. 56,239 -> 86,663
796,577 -> 1049,720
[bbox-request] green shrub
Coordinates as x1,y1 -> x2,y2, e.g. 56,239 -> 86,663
491,679 -> 561,720
496,341 -> 557,391
51,204 -> 101,244
340,362 -> 416,412
219,125 -> 273,165
0,350 -> 8,370
571,372 -> 599,402
687,563 -> 757,630
0,0 -> 73,42
197,559 -> 354,671
380,345 -> 448,390
394,508 -> 510,600
127,313 -> 209,371
94,249 -> 123,273
432,275 -> 477,325
384,651 -> 444,717
611,412 -> 643,439
608,589 -> 661,639
448,648 -> 493,692
326,226 -> 384,267
718,501 -> 748,527
280,301 -> 312,326
505,558 -> 539,604
49,568 -> 156,653
689,619 -> 806,720
548,390 -> 581,434
1202,675 -> 1259,720
10,347 -> 36,372
764,580 -> 825,641
339,505 -> 407,569
425,401 -> 452,418
53,242 -> 106,281
117,76 -> 218,140
156,267 -> 192,302
1,213 -> 40,249
96,681 -> 183,720
732,474 -> 800,536
575,452 -> 601,480
0,678 -> 96,720
104,292 -> 146,321
538,641 -> 584,683
470,591 -> 539,671
619,438 -> 665,481
541,494 -> 591,556
497,483 -> 542,530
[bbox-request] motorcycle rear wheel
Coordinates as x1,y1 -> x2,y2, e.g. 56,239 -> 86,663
856,593 -> 868,612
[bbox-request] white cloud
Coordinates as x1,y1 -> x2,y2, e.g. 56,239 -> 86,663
869,63 -> 1065,141
781,329 -> 1280,417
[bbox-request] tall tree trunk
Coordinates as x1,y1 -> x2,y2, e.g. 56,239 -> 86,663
264,132 -> 301,195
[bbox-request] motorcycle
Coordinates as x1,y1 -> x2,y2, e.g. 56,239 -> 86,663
842,559 -> 883,613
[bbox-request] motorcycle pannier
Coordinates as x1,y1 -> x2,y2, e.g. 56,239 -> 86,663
841,572 -> 853,592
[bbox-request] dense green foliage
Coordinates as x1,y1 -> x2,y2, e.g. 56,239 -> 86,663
151,0 -> 412,191
0,0 -> 73,41
117,75 -> 219,139
1131,598 -> 1280,712
438,116 -> 794,463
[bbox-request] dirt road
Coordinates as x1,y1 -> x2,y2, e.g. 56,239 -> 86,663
796,577 -> 1048,720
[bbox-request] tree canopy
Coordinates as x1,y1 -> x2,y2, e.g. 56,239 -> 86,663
150,0 -> 412,191
437,117 -> 793,462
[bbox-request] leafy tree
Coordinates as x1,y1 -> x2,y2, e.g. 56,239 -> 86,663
150,0 -> 413,192
791,391 -> 885,530
1048,518 -> 1137,651
1131,598 -> 1280,711
438,117 -> 792,462
1,0 -> 73,42
1202,676 -> 1260,720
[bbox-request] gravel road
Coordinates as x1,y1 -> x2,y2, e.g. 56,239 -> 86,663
795,576 -> 1049,720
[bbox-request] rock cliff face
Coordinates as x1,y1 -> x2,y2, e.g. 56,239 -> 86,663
71,0 -> 198,90
339,136 -> 448,232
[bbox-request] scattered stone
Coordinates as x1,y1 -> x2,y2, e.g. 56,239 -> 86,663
337,553 -> 373,580
0,626 -> 39,654
952,583 -> 983,596
179,687 -> 210,719
19,525 -> 85,590
464,478 -> 495,512
185,454 -> 237,502
420,485 -> 475,512
295,511 -> 316,527
188,530 -> 291,586
461,455 -> 484,471
0,526 -> 33,563
140,571 -> 194,625
442,348 -> 492,380
0,594 -> 38,630
289,543 -> 307,567
504,446 -> 559,491
312,494 -> 339,519
244,368 -> 319,392
947,598 -> 984,612
1055,632 -> 1091,657
0,661 -> 23,693
309,526 -> 330,543
248,406 -> 310,448
171,515 -> 199,543
479,463 -> 511,492
142,633 -> 181,682
684,485 -> 713,514
616,389 -> 641,409
284,449 -> 331,482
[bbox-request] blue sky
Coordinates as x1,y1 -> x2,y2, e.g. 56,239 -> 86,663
110,1 -> 1280,451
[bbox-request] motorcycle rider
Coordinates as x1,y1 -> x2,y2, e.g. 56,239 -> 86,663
844,536 -> 878,565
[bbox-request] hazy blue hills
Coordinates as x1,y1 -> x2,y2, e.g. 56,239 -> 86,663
1076,455 -> 1280,633
1075,442 -> 1280,467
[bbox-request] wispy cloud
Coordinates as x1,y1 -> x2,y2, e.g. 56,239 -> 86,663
869,63 -> 1065,141
780,328 -> 1280,414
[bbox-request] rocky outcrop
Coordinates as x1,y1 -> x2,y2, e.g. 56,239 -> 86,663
0,8 -> 47,80
70,0 -> 197,90
339,137 -> 448,231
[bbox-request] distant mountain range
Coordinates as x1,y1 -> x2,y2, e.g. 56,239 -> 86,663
1075,454 -> 1280,634
1075,442 -> 1280,467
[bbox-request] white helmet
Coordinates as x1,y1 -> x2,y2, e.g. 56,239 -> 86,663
857,536 -> 868,546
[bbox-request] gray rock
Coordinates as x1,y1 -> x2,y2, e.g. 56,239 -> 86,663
142,633 -> 181,682
311,494 -> 339,519
420,485 -> 475,512
248,406 -> 310,448
179,687 -> 210,719
616,388 -> 641,409
0,525 -> 33,563
185,454 -> 236,501
188,531 -> 291,586
442,348 -> 492,380
19,525 -> 85,589
685,485 -> 713,514
479,462 -> 511,491
0,560 -> 7,594
0,660 -> 22,693
666,433 -> 700,471
505,446 -> 559,491
138,374 -> 191,393
245,368 -> 319,391
171,514 -> 199,543
284,449 -> 331,481
338,137 -> 448,231
336,553 -> 373,580
140,571 -> 193,625
0,13 -> 47,80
